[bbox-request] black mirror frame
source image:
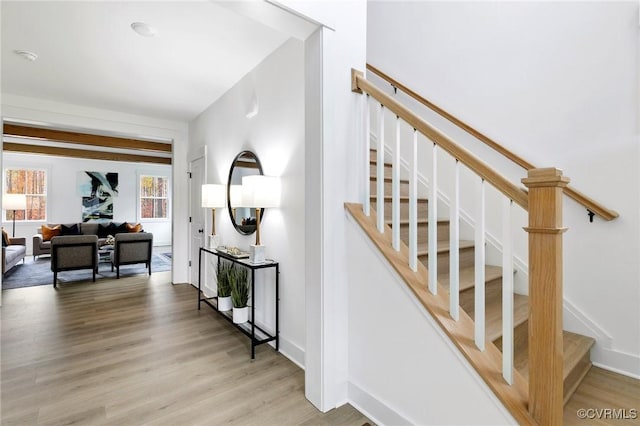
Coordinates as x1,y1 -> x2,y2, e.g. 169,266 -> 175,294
227,150 -> 264,236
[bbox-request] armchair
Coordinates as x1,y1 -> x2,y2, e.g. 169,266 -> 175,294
51,235 -> 99,287
111,232 -> 153,279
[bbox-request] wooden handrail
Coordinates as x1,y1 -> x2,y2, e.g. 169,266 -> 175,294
352,69 -> 529,211
365,63 -> 619,222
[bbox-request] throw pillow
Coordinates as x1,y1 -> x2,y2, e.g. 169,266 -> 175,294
115,222 -> 129,234
126,222 -> 143,233
98,223 -> 116,238
60,224 -> 81,235
41,224 -> 61,241
1,228 -> 9,247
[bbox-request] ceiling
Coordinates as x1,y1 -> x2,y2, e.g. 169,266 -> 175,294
1,1 -> 297,122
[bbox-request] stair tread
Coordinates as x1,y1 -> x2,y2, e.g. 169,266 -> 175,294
439,265 -> 503,292
417,240 -> 474,256
371,195 -> 428,203
370,159 -> 392,167
371,176 -> 410,184
514,331 -> 595,382
385,218 -> 448,226
484,294 -> 529,342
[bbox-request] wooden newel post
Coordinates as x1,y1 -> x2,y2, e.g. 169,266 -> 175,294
522,168 -> 569,425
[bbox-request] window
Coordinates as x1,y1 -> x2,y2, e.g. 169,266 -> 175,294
140,175 -> 169,219
4,168 -> 47,221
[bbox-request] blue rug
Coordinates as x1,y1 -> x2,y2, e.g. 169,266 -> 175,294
2,253 -> 172,290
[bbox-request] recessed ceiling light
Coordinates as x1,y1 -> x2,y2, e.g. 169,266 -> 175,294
131,22 -> 158,37
14,50 -> 38,61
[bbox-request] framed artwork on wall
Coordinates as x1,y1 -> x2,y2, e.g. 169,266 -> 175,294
78,171 -> 119,222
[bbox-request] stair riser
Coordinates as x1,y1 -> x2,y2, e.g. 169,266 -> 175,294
563,353 -> 592,405
370,163 -> 393,179
459,275 -> 504,315
396,221 -> 449,243
418,245 -> 475,272
371,200 -> 429,218
370,179 -> 410,197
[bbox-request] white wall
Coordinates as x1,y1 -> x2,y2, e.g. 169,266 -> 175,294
274,0 -> 367,411
346,215 -> 516,425
1,94 -> 190,283
367,1 -> 640,376
2,152 -> 171,254
188,38 -> 306,366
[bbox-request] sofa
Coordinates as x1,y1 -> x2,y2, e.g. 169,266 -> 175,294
33,222 -> 143,260
3,236 -> 26,275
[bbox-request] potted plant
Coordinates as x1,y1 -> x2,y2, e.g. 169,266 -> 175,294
216,261 -> 232,312
231,266 -> 249,324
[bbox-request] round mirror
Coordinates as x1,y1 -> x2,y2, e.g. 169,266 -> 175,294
227,150 -> 264,235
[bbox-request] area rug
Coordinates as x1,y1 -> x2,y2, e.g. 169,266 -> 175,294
2,253 -> 172,290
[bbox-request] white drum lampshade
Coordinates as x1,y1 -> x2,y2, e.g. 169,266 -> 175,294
3,193 -> 26,237
201,184 -> 226,237
241,175 -> 280,262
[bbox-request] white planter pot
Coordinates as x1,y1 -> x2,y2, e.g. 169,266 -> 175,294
233,306 -> 249,324
218,296 -> 232,312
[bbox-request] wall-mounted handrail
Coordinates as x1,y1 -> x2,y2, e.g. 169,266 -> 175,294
365,63 -> 619,222
352,68 -> 529,211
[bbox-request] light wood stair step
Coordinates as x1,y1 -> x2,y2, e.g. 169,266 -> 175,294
370,176 -> 409,184
511,330 -> 595,405
417,239 -> 476,270
385,218 -> 450,244
439,265 -> 503,293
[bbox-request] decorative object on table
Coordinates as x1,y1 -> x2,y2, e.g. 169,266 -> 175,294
105,234 -> 115,246
77,171 -> 118,222
3,193 -> 27,237
242,175 -> 281,263
216,261 -> 233,312
218,246 -> 249,259
201,183 -> 226,248
230,265 -> 249,324
227,151 -> 263,236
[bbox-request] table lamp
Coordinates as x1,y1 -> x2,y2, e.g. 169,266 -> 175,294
3,194 -> 27,237
201,184 -> 226,248
242,175 -> 280,263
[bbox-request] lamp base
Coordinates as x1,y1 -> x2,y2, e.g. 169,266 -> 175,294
249,245 -> 266,263
208,234 -> 221,249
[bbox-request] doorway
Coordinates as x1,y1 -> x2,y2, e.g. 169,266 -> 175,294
188,153 -> 206,286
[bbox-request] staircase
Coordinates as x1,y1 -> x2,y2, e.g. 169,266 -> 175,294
367,150 -> 595,406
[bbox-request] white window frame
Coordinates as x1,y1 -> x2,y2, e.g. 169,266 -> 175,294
3,166 -> 49,223
137,171 -> 171,222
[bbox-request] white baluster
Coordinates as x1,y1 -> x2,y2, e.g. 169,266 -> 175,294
392,116 -> 401,251
377,104 -> 385,233
428,143 -> 438,295
502,198 -> 514,384
475,179 -> 486,351
364,94 -> 371,217
409,129 -> 418,271
449,160 -> 460,321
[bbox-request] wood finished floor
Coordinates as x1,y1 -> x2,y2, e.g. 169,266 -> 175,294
564,366 -> 640,425
1,272 -> 371,426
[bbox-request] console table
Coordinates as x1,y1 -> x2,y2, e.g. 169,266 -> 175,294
198,247 -> 279,359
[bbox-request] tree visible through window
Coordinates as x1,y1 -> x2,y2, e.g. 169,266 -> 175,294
4,169 -> 47,221
140,175 -> 168,219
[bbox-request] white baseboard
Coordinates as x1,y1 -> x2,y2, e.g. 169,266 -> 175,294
564,299 -> 640,378
278,337 -> 305,370
348,381 -> 412,426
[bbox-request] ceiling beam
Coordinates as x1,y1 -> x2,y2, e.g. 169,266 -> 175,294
3,124 -> 172,153
3,142 -> 172,165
